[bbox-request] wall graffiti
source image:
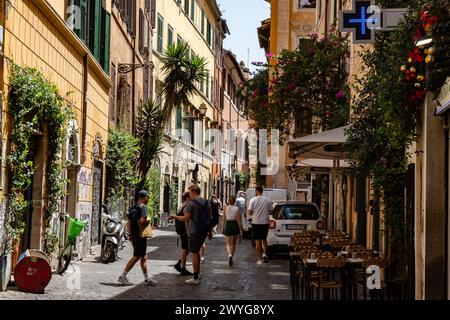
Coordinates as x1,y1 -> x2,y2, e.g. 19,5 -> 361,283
78,167 -> 92,202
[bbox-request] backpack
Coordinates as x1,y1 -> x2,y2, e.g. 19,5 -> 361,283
126,204 -> 142,235
192,199 -> 212,235
175,205 -> 187,235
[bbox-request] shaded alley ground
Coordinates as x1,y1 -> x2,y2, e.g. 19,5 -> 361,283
0,225 -> 291,300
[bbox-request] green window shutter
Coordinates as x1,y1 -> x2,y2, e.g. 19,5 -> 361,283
68,0 -> 87,43
206,74 -> 209,98
89,0 -> 102,61
206,20 -> 211,46
168,25 -> 173,47
201,9 -> 205,35
176,107 -> 182,129
157,15 -> 164,53
190,0 -> 195,20
79,0 -> 87,43
102,11 -> 111,74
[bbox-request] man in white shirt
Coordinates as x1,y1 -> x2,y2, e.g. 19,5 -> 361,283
247,186 -> 273,265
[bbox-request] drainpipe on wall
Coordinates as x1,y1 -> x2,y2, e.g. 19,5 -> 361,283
81,53 -> 88,164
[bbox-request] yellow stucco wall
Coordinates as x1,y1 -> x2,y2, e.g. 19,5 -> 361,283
2,0 -> 111,252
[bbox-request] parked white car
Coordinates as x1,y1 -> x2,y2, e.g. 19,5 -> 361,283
243,187 -> 289,232
266,201 -> 325,256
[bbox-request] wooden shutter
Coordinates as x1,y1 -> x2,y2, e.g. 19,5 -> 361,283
176,107 -> 182,129
89,0 -> 102,61
102,11 -> 111,74
143,65 -> 149,100
68,0 -> 88,43
139,9 -> 144,53
79,0 -> 88,43
149,71 -> 154,101
131,0 -> 136,36
150,0 -> 156,29
110,64 -> 116,122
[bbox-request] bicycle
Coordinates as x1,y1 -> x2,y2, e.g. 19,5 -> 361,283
57,214 -> 87,275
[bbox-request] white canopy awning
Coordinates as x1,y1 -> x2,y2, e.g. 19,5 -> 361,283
288,158 -> 350,174
288,125 -> 349,159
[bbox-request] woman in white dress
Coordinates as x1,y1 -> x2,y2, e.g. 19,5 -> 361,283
222,195 -> 243,266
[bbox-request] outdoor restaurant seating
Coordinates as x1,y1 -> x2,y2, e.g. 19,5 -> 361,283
309,257 -> 346,300
289,230 -> 390,300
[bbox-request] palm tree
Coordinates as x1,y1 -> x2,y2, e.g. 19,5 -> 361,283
157,41 -> 208,133
136,100 -> 163,191
135,42 -> 207,193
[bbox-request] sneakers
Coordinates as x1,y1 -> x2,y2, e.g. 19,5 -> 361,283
263,255 -> 269,263
185,278 -> 201,285
118,276 -> 132,285
200,257 -> 205,264
180,268 -> 193,276
257,260 -> 263,266
144,278 -> 158,286
228,256 -> 233,266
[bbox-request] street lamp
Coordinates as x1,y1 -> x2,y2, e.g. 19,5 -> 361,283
199,102 -> 207,117
183,102 -> 208,121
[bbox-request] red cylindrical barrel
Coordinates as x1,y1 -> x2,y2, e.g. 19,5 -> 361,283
14,249 -> 52,293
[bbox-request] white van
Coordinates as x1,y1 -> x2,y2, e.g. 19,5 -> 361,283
245,188 -> 289,205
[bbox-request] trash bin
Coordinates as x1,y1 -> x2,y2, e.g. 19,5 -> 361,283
14,249 -> 52,293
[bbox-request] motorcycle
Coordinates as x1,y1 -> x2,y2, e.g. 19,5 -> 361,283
100,204 -> 126,263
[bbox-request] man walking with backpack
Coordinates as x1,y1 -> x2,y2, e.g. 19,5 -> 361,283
118,190 -> 157,286
170,185 -> 212,285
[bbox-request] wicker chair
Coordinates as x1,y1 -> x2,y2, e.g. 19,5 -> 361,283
309,257 -> 346,300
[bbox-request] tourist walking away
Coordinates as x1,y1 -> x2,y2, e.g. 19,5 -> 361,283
118,190 -> 157,286
222,195 -> 243,266
171,192 -> 193,276
170,185 -> 212,285
247,186 -> 273,265
210,195 -> 221,235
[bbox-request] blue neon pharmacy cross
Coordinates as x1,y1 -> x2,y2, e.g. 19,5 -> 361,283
340,0 -> 380,43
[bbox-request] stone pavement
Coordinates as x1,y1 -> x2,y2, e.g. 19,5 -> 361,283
0,226 -> 291,300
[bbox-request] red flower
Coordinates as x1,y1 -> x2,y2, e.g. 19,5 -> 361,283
413,28 -> 424,41
408,48 -> 424,63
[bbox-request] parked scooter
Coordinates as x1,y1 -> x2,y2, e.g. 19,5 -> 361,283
100,204 -> 126,263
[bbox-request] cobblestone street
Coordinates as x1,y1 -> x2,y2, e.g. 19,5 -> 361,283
0,226 -> 291,300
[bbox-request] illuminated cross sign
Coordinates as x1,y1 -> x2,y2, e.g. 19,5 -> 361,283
339,0 -> 409,44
